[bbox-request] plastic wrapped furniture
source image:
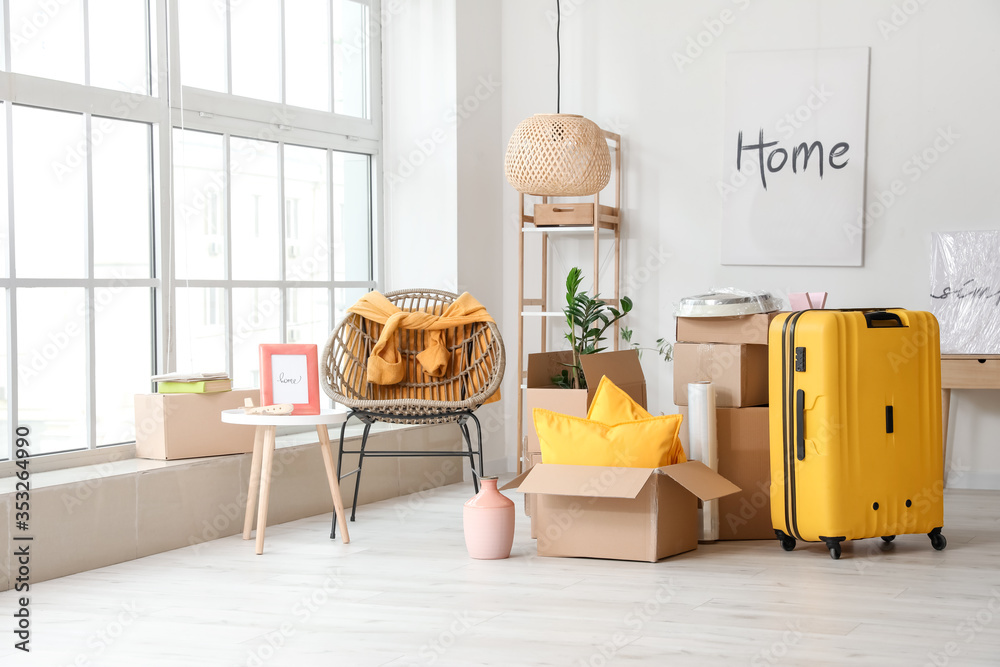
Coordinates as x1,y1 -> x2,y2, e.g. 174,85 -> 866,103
320,288 -> 505,537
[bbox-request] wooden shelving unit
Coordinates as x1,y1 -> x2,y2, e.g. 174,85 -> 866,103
515,130 -> 622,473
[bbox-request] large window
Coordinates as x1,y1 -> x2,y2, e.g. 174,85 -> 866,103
0,0 -> 381,466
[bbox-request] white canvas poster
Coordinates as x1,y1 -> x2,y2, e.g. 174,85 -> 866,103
721,48 -> 870,266
270,354 -> 310,404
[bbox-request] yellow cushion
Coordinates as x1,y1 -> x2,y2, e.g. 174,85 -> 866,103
533,408 -> 687,468
587,374 -> 651,423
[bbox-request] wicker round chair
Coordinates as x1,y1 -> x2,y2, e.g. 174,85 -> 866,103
321,288 -> 505,537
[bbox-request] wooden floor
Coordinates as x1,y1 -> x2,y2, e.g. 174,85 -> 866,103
2,483 -> 999,666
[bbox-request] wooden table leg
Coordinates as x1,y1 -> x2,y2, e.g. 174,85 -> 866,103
317,424 -> 351,544
255,425 -> 277,555
941,388 -> 952,487
243,426 -> 265,540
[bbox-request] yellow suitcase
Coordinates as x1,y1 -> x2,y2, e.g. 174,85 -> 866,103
769,309 -> 946,559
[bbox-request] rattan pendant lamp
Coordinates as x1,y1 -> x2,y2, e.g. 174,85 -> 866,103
504,0 -> 611,197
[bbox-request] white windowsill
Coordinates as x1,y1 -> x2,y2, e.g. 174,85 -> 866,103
0,420 -> 426,495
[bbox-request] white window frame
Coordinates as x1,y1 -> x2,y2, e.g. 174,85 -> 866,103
0,0 -> 384,475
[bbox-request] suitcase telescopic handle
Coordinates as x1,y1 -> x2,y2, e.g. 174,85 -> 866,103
864,311 -> 904,328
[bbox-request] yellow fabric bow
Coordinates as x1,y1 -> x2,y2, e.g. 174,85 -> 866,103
347,291 -> 496,386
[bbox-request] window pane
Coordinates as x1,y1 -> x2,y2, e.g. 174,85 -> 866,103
10,0 -> 85,84
332,152 -> 370,281
231,0 -> 281,102
176,287 -> 227,374
288,288 -> 329,348
94,118 -> 152,279
0,295 -> 7,460
231,137 -> 279,280
334,287 -> 369,324
17,288 -> 87,455
233,288 -> 280,390
178,0 -> 227,92
89,0 -> 149,94
13,106 -> 86,279
333,0 -> 368,118
0,104 -> 8,279
96,288 -> 151,446
285,145 -> 329,281
286,0 -> 330,111
174,130 -> 225,280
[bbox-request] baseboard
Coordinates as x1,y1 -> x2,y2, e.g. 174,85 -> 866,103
947,470 -> 1000,491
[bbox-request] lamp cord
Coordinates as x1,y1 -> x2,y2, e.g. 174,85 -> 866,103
556,0 -> 561,113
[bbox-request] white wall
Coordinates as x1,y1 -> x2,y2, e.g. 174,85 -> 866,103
382,0 -> 508,474
497,0 -> 1000,487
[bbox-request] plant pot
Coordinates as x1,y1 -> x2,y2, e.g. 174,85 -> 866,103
463,476 -> 515,559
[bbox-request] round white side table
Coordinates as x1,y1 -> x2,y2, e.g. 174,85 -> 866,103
222,408 -> 351,554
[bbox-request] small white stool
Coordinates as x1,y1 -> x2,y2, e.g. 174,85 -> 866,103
222,408 -> 351,554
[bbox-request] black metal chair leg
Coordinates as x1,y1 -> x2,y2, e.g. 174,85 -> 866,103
351,421 -> 373,522
331,418 -> 351,540
458,417 -> 480,493
469,412 -> 485,483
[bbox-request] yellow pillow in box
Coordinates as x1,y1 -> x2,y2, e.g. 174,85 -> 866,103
587,374 -> 653,422
533,408 -> 686,468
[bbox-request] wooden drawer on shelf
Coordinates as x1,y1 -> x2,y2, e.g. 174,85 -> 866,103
533,203 -> 595,226
941,357 -> 1000,389
531,203 -> 618,226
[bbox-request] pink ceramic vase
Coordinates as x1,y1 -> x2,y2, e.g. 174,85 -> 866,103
463,476 -> 515,559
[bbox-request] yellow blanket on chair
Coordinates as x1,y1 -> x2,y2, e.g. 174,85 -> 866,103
347,291 -> 501,404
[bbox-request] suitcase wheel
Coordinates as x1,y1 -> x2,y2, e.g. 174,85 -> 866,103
821,536 -> 844,560
775,530 -> 796,552
881,535 -> 896,543
928,528 -> 947,551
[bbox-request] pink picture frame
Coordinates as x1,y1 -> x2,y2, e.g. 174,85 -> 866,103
259,344 -> 320,415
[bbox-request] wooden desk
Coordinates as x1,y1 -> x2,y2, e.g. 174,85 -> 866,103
941,354 -> 1000,475
222,408 -> 351,554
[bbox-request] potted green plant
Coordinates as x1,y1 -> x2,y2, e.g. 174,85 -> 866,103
552,267 -> 672,389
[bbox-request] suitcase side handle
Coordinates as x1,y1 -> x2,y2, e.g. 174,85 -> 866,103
864,311 -> 904,328
796,389 -> 806,461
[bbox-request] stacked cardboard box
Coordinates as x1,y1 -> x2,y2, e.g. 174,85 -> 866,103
674,312 -> 778,540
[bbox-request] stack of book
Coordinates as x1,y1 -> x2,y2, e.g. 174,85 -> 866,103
153,371 -> 232,394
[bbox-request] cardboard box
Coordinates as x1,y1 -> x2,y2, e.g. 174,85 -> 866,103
524,350 -> 646,455
673,343 -> 768,407
512,461 -> 739,562
675,312 -> 780,345
135,390 -> 259,460
680,406 -> 772,541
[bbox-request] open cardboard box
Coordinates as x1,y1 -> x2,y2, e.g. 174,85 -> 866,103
524,349 -> 646,457
505,461 -> 739,562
